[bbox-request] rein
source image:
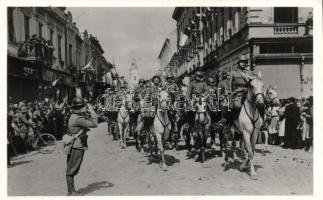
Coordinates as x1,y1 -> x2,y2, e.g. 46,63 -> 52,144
156,111 -> 170,136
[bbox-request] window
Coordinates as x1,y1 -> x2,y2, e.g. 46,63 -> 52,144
69,44 -> 73,66
38,23 -> 43,37
8,8 -> 15,42
134,76 -> 136,81
50,29 -> 54,43
274,7 -> 298,23
57,34 -> 62,62
24,15 -> 30,41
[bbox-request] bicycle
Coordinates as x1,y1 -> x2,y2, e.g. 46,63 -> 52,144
27,124 -> 57,154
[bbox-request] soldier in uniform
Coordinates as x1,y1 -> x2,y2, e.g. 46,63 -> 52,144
143,75 -> 162,111
66,97 -> 97,195
186,70 -> 208,101
162,74 -> 180,104
230,55 -> 256,115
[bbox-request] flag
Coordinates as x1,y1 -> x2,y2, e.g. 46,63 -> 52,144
81,58 -> 93,71
76,87 -> 82,98
52,77 -> 61,87
179,31 -> 189,47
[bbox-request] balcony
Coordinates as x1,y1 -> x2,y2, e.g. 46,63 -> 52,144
274,25 -> 298,35
248,23 -> 310,38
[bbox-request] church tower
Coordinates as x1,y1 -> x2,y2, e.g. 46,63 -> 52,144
129,58 -> 138,90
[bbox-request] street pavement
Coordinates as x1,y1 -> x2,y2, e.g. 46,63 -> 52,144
8,122 -> 313,196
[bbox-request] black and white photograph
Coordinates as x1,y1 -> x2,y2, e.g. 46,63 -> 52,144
3,1 -> 321,198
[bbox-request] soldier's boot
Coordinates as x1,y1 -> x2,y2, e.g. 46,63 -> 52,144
66,175 -> 77,196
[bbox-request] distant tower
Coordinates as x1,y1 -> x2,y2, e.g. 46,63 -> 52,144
129,58 -> 139,90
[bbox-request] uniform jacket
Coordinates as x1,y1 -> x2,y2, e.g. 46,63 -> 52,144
68,113 -> 97,149
186,80 -> 208,99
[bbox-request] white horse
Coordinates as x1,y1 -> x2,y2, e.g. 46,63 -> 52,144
230,73 -> 265,180
153,90 -> 172,170
117,93 -> 132,149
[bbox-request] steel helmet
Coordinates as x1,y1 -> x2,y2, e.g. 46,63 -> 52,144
71,97 -> 86,110
238,55 -> 248,63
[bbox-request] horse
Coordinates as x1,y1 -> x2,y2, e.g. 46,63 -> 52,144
174,94 -> 194,153
225,73 -> 265,180
135,95 -> 156,154
193,94 -> 212,163
153,89 -> 172,170
117,92 -> 132,149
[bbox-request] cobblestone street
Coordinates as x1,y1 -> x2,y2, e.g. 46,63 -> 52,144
8,123 -> 313,196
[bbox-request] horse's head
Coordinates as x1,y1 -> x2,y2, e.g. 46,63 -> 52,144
248,72 -> 265,107
159,90 -> 170,110
266,85 -> 279,105
194,94 -> 208,112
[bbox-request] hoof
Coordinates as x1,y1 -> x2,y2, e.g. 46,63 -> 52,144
224,162 -> 229,171
250,173 -> 258,180
160,163 -> 168,171
240,165 -> 248,172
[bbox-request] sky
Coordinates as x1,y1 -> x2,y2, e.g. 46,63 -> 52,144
68,7 -> 176,80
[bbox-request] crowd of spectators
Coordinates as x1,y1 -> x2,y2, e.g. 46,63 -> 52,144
262,96 -> 313,152
7,96 -> 70,167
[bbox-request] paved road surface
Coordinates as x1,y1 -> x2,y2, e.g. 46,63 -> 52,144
8,123 -> 313,196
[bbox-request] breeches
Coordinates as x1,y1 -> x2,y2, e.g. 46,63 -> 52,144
66,148 -> 85,177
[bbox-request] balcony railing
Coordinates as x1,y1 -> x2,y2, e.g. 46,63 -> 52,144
274,25 -> 298,35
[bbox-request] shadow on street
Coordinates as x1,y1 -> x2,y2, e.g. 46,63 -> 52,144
77,181 -> 114,195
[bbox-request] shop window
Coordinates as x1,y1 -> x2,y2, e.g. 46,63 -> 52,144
274,7 -> 298,23
57,34 -> 62,63
69,44 -> 73,66
38,23 -> 43,37
8,8 -> 15,42
24,15 -> 30,41
50,29 -> 54,43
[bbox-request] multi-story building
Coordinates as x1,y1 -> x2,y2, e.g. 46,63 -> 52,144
157,30 -> 177,78
7,7 -> 113,102
172,7 -> 313,98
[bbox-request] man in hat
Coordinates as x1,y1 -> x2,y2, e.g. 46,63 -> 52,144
16,105 -> 35,153
144,75 -> 162,110
162,74 -> 180,104
186,69 -> 208,100
230,55 -> 256,115
218,70 -> 230,96
134,79 -> 146,100
65,97 -> 97,195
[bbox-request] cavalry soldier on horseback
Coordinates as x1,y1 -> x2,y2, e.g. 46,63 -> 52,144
218,71 -> 230,96
230,55 -> 256,118
133,78 -> 146,100
186,69 -> 208,108
144,75 -> 162,111
162,74 -> 180,104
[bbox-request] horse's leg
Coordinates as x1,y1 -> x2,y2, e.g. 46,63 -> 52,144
240,138 -> 249,171
219,127 -> 223,157
118,122 -> 123,148
250,130 -> 260,180
231,127 -> 239,162
223,125 -> 230,169
155,132 -> 166,170
124,123 -> 129,148
210,127 -> 216,150
241,130 -> 257,179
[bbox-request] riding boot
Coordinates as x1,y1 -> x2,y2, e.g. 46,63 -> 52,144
66,175 -> 77,195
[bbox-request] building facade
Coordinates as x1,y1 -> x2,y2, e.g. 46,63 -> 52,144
172,7 -> 313,98
7,7 -> 113,102
157,30 -> 177,78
